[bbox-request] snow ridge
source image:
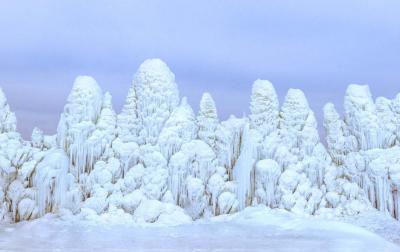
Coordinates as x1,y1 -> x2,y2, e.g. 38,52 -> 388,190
0,59 -> 399,224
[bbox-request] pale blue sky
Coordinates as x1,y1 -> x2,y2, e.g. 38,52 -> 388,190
0,0 -> 399,137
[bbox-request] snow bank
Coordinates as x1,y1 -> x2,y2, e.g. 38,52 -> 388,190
0,206 -> 397,252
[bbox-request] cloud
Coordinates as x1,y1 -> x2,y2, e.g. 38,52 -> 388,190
0,0 -> 399,138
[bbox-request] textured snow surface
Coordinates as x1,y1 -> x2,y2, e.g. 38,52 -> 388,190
1,58 -> 400,248
0,206 -> 398,252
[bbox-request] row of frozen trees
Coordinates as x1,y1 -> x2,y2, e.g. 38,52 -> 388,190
0,59 -> 399,223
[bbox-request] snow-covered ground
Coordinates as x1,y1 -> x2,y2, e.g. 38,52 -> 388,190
0,206 -> 398,252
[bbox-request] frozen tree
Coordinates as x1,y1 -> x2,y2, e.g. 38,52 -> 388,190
344,85 -> 383,150
0,89 -> 30,222
31,127 -> 44,149
158,97 -> 197,161
197,93 -> 219,149
323,103 -> 357,165
279,89 -> 313,132
276,89 -> 329,214
117,85 -> 139,143
375,97 -> 397,148
0,88 -> 17,134
393,93 -> 400,143
134,59 -> 180,145
327,85 -> 400,219
95,92 -> 117,144
249,80 -> 279,137
57,76 -> 104,181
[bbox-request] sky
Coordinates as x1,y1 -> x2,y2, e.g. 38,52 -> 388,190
0,0 -> 400,138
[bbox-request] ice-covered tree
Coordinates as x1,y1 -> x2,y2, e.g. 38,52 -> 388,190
0,88 -> 33,222
57,76 -> 104,181
375,97 -> 397,148
0,88 -> 17,134
327,85 -> 400,219
134,59 -> 180,145
393,93 -> 400,143
158,97 -> 197,161
344,85 -> 383,150
275,89 -> 329,214
249,80 -> 279,137
117,85 -> 139,143
323,103 -> 357,165
89,92 -> 117,159
31,127 -> 44,149
197,93 -> 219,150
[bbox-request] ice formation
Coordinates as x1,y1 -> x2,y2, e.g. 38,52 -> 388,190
324,85 -> 400,220
134,59 -> 180,145
0,88 -> 17,134
1,59 -> 400,225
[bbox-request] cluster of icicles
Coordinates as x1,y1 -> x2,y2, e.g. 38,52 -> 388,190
0,59 -> 399,224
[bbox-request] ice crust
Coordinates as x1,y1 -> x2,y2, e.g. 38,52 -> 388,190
1,59 -> 400,225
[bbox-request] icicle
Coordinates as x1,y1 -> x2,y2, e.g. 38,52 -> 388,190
233,123 -> 256,210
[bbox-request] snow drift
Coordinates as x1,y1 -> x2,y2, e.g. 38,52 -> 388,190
0,59 -> 399,225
